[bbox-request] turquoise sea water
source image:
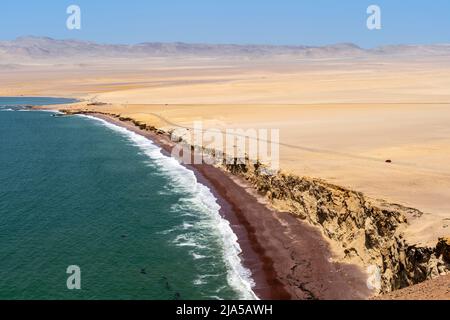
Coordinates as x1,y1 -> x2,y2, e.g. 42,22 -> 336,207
0,98 -> 255,300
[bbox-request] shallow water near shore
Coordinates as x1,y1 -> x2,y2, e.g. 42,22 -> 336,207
0,97 -> 256,300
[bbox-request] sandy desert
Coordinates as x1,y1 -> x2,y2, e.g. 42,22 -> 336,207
2,37 -> 450,297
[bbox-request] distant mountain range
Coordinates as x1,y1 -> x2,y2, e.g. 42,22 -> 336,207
1,36 -> 450,61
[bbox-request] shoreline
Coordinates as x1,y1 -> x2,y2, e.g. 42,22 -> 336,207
88,112 -> 372,300
84,114 -> 258,299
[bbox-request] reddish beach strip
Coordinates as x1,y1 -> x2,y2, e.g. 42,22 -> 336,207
93,113 -> 372,300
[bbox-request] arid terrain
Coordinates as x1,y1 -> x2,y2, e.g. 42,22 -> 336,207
2,37 -> 450,297
375,274 -> 449,300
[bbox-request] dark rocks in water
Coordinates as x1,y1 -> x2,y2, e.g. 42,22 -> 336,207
159,276 -> 180,299
120,234 -> 127,238
140,268 -> 147,275
162,276 -> 172,291
173,292 -> 181,300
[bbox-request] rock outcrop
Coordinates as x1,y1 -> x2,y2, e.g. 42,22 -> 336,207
221,159 -> 450,294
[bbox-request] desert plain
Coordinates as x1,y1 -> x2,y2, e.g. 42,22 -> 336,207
1,38 -> 450,297
2,42 -> 449,247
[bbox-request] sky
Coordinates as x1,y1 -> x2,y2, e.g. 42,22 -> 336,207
0,0 -> 449,47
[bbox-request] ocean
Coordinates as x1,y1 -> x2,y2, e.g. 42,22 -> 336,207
0,97 -> 255,300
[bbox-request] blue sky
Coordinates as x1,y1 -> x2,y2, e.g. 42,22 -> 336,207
1,0 -> 449,47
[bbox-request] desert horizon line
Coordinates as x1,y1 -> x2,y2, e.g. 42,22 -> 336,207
3,35 -> 450,50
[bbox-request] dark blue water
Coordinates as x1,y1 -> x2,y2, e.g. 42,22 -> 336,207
0,97 -> 77,109
0,98 -> 255,300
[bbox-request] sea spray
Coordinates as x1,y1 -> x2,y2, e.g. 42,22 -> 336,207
81,115 -> 258,300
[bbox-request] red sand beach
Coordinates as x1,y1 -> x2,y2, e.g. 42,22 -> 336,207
93,113 -> 372,300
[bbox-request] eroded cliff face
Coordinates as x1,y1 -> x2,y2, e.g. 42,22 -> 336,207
222,159 -> 450,294
59,109 -> 450,295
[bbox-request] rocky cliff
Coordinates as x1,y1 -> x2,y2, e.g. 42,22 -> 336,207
58,109 -> 450,294
222,159 -> 450,293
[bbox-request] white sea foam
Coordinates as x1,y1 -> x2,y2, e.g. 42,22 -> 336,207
172,233 -> 207,249
193,278 -> 206,286
193,274 -> 211,286
191,252 -> 207,260
37,109 -> 63,114
182,222 -> 194,230
81,115 -> 258,300
0,108 -> 14,112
